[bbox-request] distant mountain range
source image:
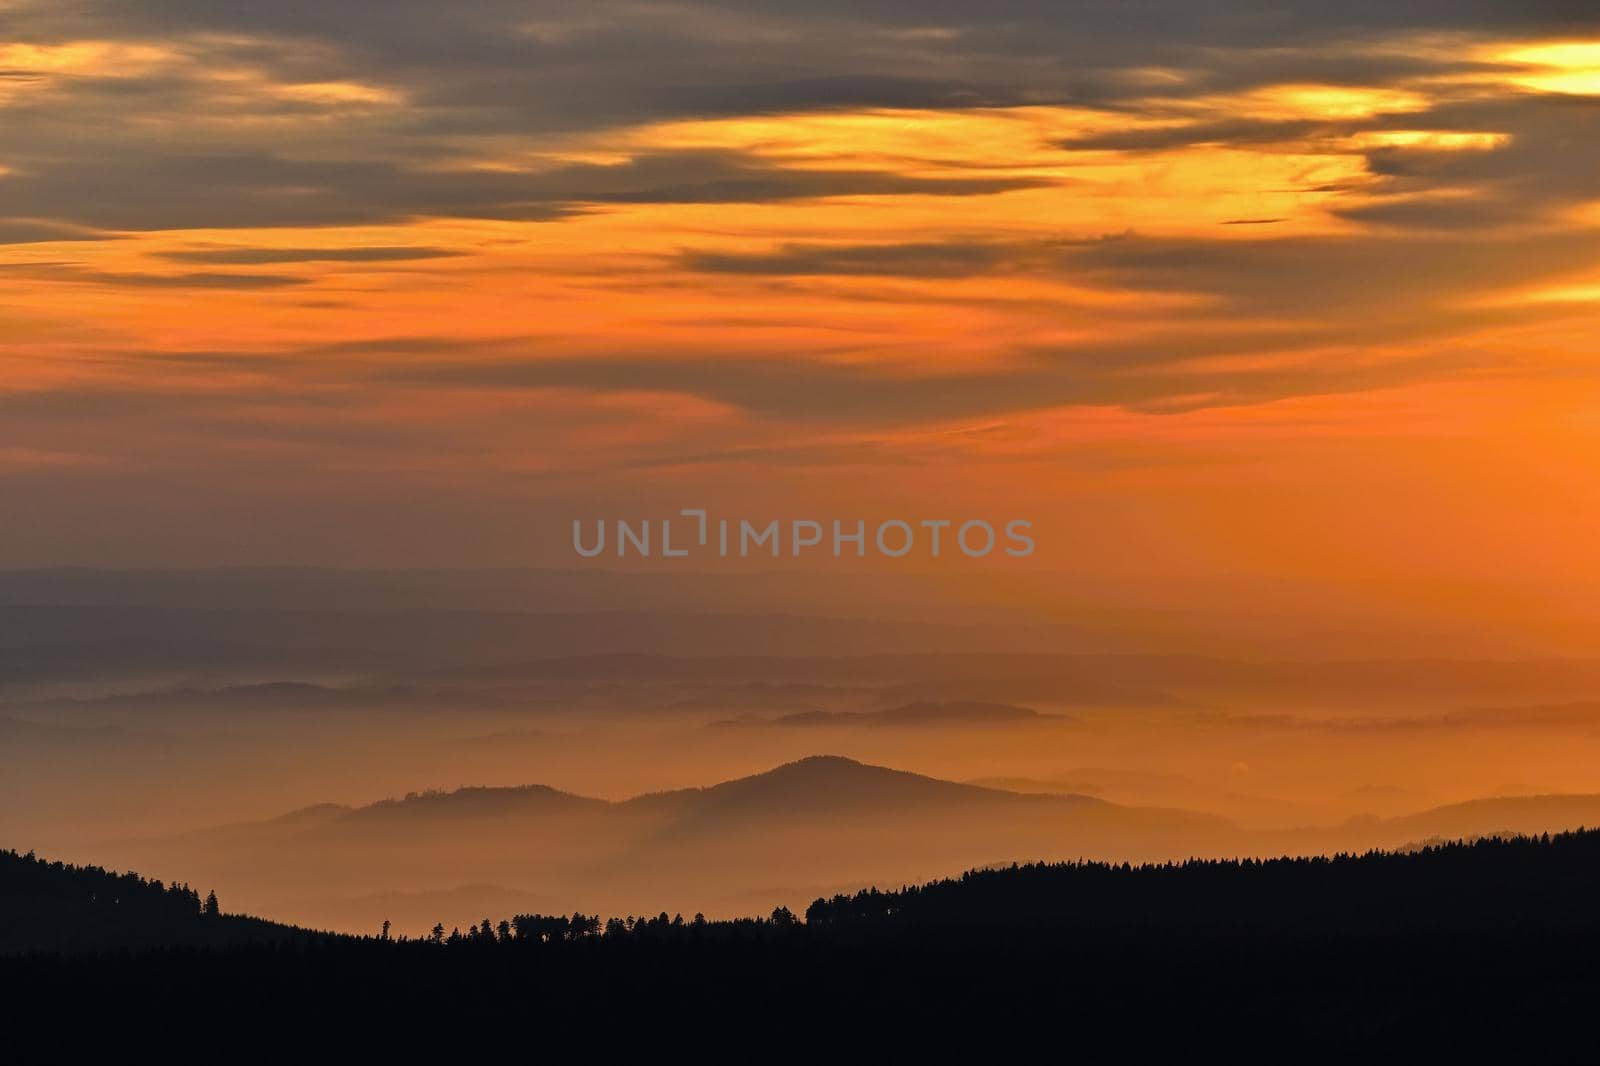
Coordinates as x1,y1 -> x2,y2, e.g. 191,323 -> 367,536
84,755 -> 1600,937
95,756 -> 1227,932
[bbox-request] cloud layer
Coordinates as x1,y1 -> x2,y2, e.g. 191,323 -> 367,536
0,1 -> 1597,568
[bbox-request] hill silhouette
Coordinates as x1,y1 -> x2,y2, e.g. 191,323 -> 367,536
95,756 -> 1600,935
103,756 -> 1232,931
1383,792 -> 1600,842
344,783 -> 607,823
804,829 -> 1600,937
0,848 -> 330,955
620,754 -> 1063,816
7,831 -> 1600,1057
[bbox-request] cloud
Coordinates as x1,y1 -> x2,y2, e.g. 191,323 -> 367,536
370,340 -> 1486,424
2,0 -> 1598,537
679,228 -> 1600,315
157,246 -> 464,264
1061,230 -> 1600,316
681,241 -> 1027,278
0,1 -> 1592,241
0,148 -> 1046,232
0,219 -> 117,245
1332,196 -> 1529,230
3,265 -> 310,288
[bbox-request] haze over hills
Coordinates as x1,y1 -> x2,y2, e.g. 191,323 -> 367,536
66,755 -> 1600,937
90,756 -> 1234,933
17,567 -> 1600,705
1382,794 -> 1600,844
0,847 -> 324,955
9,569 -> 1600,935
710,700 -> 1059,729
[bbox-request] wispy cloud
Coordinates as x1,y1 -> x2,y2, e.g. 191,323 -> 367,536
0,0 -> 1597,568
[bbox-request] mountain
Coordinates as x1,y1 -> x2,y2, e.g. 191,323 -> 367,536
100,756 -> 1600,939
1246,792 -> 1600,856
341,784 -> 607,825
620,754 -> 1063,820
1384,793 -> 1600,843
99,756 -> 1235,934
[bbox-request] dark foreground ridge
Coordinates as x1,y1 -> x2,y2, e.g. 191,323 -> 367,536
0,848 -> 327,954
6,831 -> 1600,1055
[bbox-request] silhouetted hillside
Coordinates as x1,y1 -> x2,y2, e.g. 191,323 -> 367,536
804,830 -> 1600,939
19,829 -> 1600,950
7,832 -> 1600,1057
0,849 -> 329,955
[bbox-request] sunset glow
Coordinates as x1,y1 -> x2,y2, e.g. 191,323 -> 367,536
8,9 -> 1600,1041
0,7 -> 1590,609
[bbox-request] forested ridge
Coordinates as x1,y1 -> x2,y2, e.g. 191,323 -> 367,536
6,832 -> 1600,1055
804,829 -> 1600,938
0,847 -> 325,954
11,828 -> 1599,953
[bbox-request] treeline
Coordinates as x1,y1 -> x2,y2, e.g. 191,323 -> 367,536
0,848 -> 317,954
418,906 -> 800,947
12,830 -> 1600,956
1,847 -> 206,915
6,833 -> 1600,1055
803,829 -> 1600,940
400,830 -> 1600,950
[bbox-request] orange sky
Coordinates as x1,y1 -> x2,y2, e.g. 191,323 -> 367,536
1,4 -> 1598,629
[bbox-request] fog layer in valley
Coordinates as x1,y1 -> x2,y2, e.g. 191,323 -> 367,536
8,570 -> 1600,934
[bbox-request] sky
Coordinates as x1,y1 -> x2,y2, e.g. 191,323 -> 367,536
2,1 -> 1600,616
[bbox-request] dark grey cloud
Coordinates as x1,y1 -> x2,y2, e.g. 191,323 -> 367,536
682,241 -> 1027,278
1064,230 -> 1600,316
373,343 -> 1488,423
1360,97 -> 1600,211
21,267 -> 310,289
2,2 -> 1592,147
1057,119 -> 1338,153
370,223 -> 1600,422
0,0 -> 1593,236
0,219 -> 117,245
0,259 -> 308,288
3,0 -> 1598,573
25,1 -> 1597,76
2,0 -> 1596,427
654,75 -> 1033,116
682,228 -> 1600,314
0,148 -> 1045,232
542,151 -> 1050,204
157,246 -> 464,264
1333,196 -> 1531,230
0,154 -> 577,231
8,309 -> 1518,430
